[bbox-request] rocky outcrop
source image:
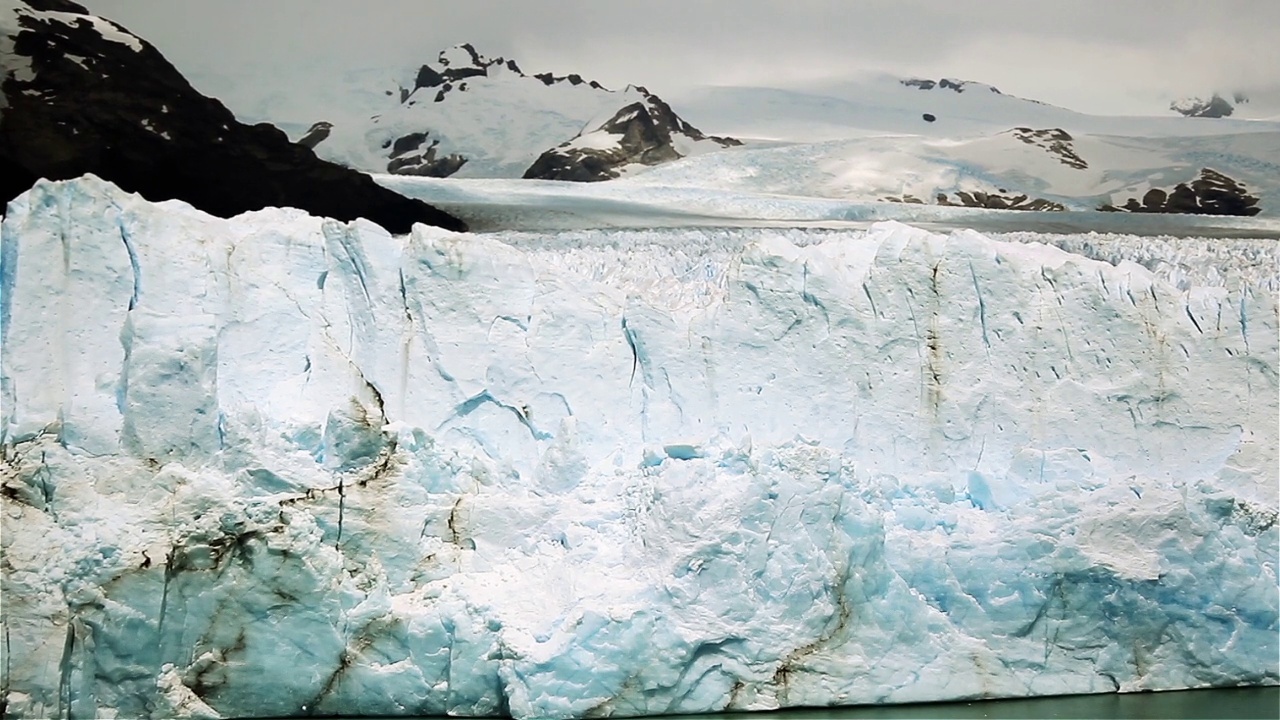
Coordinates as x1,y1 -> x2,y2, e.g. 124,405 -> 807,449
885,189 -> 1065,211
523,93 -> 741,182
533,72 -> 605,89
383,131 -> 467,177
0,1 -> 465,232
297,120 -> 333,149
1011,127 -> 1088,169
404,43 -> 609,106
902,77 -> 1002,94
1100,168 -> 1261,216
1171,94 -> 1235,118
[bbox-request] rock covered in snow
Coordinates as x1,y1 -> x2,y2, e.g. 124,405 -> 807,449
901,77 -> 1004,95
383,131 -> 468,177
1009,127 -> 1088,169
1171,94 -> 1236,118
298,43 -> 738,179
885,189 -> 1065,212
0,0 -> 465,232
1,177 -> 1277,719
1102,168 -> 1262,216
523,91 -> 741,182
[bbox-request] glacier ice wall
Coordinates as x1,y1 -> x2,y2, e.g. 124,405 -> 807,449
1,177 -> 1277,719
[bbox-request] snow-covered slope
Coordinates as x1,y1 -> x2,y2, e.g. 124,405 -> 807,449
191,53 -> 1280,220
668,74 -> 1280,144
245,44 -> 730,180
3,177 -> 1277,719
605,128 -> 1280,216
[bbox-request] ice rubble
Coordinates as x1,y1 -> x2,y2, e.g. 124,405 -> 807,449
1,177 -> 1277,719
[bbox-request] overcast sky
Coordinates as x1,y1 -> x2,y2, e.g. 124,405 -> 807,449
83,0 -> 1280,115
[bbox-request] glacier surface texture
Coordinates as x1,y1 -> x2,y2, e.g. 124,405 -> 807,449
1,177 -> 1277,719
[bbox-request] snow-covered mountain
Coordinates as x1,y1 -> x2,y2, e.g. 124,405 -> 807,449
0,0 -> 464,231
665,74 -> 1280,143
1170,90 -> 1280,121
523,91 -> 740,181
282,43 -> 736,180
180,40 -> 1280,218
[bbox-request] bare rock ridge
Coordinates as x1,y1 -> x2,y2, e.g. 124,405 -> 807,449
0,1 -> 466,232
1101,168 -> 1261,216
523,92 -> 742,182
884,190 -> 1064,212
902,77 -> 1003,94
404,43 -> 609,107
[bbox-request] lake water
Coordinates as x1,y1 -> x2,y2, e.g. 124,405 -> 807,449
664,687 -> 1280,719
331,687 -> 1279,720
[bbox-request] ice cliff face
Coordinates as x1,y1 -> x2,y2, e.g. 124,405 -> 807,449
1,177 -> 1277,719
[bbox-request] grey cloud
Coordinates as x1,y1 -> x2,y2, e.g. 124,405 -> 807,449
83,0 -> 1280,115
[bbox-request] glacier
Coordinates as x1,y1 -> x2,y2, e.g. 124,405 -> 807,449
0,176 -> 1277,719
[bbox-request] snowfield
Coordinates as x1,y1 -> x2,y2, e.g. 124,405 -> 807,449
1,177 -> 1276,719
196,56 -> 1280,220
375,174 -> 1280,238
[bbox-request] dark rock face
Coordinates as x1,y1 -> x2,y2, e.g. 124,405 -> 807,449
1171,94 -> 1235,118
0,2 -> 466,232
1011,127 -> 1087,169
297,121 -> 333,149
885,190 -> 1064,211
1101,169 -> 1261,216
523,93 -> 741,182
22,0 -> 87,11
902,79 -> 936,90
385,132 -> 467,177
391,132 -> 429,157
533,72 -> 606,90
937,191 -> 1064,211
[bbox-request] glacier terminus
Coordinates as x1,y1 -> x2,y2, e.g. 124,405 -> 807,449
0,177 -> 1277,719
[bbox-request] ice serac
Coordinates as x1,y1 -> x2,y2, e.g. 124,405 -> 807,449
1,177 -> 1277,719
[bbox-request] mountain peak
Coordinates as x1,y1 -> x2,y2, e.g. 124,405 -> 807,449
437,42 -> 485,69
407,45 -> 610,101
523,91 -> 740,182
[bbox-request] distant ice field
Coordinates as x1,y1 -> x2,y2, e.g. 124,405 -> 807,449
378,174 -> 1280,239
